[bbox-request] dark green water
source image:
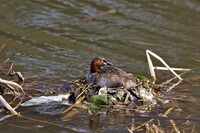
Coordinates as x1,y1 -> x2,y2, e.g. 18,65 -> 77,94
0,0 -> 200,132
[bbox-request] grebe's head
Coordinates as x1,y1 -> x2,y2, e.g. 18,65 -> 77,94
90,57 -> 113,73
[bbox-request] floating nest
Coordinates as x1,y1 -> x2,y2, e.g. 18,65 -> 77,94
60,75 -> 163,111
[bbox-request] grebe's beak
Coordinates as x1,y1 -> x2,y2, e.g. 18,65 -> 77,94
106,61 -> 113,66
103,61 -> 113,66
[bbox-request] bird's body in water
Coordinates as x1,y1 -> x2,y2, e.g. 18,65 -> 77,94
86,57 -> 136,88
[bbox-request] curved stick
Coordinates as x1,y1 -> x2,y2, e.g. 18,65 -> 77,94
0,78 -> 25,95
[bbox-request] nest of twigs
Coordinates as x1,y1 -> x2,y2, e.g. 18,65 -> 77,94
60,75 -> 162,111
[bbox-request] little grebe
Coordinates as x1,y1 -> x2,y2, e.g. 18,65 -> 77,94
86,57 -> 136,88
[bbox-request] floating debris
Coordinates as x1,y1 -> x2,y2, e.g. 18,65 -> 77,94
20,94 -> 70,106
0,45 -> 24,116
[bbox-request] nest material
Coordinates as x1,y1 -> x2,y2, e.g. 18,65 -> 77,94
61,75 -> 161,109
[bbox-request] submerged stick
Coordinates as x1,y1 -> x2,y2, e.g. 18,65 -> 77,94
0,114 -> 13,122
84,9 -> 116,21
191,124 -> 196,133
19,115 -> 76,131
166,80 -> 182,92
61,97 -> 84,114
169,119 -> 180,133
7,63 -> 14,76
0,44 -> 5,53
132,107 -> 175,131
160,71 -> 188,86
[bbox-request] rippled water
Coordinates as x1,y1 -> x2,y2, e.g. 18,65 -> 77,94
0,0 -> 200,132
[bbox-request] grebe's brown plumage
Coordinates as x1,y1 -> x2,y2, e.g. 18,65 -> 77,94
86,57 -> 136,88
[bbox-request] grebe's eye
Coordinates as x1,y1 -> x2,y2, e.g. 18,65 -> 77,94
102,59 -> 113,66
102,60 -> 107,63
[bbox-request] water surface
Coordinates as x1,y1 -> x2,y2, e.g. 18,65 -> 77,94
0,0 -> 200,132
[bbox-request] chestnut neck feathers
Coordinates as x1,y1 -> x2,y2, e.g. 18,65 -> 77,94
90,57 -> 112,73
